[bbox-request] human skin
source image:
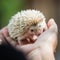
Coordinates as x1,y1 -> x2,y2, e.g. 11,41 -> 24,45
0,19 -> 58,60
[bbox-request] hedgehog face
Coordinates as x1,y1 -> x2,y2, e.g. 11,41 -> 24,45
27,20 -> 47,36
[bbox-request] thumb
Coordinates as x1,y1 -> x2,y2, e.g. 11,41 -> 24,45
47,18 -> 58,33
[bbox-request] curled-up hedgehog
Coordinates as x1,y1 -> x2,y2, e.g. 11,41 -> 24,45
8,9 -> 47,44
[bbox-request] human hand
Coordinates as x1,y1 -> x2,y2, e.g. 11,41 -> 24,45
0,27 -> 8,45
0,18 -> 58,60
14,18 -> 58,55
26,18 -> 58,60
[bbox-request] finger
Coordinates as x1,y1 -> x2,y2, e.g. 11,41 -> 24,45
6,37 -> 17,47
0,32 -> 6,44
1,26 -> 9,37
0,26 -> 10,44
0,39 -> 3,45
16,44 -> 36,55
47,18 -> 58,33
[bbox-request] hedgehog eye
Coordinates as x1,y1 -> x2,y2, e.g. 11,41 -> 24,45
30,29 -> 34,32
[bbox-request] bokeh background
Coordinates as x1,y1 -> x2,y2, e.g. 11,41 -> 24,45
0,0 -> 60,60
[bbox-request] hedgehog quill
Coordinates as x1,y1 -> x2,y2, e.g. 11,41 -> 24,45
8,9 -> 47,44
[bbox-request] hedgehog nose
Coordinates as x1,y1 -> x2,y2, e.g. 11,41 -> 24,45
37,33 -> 41,36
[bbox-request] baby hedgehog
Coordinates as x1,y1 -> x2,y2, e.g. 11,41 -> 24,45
8,9 -> 47,43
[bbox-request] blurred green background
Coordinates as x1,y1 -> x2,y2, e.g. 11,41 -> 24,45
0,0 -> 26,28
0,0 -> 59,28
0,0 -> 60,60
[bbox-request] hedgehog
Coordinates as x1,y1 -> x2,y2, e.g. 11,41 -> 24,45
8,9 -> 47,43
